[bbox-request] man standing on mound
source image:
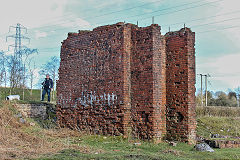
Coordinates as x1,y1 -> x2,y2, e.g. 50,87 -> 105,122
41,74 -> 53,102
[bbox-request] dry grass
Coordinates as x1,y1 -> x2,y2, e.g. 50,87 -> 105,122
196,106 -> 240,117
0,101 -> 92,159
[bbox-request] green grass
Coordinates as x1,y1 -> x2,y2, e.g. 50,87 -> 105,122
197,116 -> 240,138
0,87 -> 56,102
35,134 -> 240,160
35,106 -> 240,160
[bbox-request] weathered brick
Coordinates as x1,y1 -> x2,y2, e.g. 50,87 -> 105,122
56,22 -> 196,143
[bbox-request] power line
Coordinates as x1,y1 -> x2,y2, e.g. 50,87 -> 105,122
30,0 -> 165,31
70,0 -> 154,15
38,0 -> 222,34
92,0 -> 203,24
29,12 -> 77,30
162,9 -> 240,27
90,0 -> 212,28
89,0 -> 164,19
27,0 -> 219,33
198,24 -> 240,33
135,0 -> 223,22
191,16 -> 240,28
35,22 -> 240,52
0,0 -> 227,39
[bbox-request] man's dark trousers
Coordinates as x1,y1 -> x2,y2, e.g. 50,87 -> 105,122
42,88 -> 51,102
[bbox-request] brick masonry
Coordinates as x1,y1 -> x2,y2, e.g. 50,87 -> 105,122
57,22 -> 196,143
165,28 -> 196,144
205,139 -> 240,148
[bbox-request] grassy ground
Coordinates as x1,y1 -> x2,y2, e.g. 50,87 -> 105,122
196,106 -> 240,139
36,135 -> 240,160
0,87 -> 56,102
197,116 -> 240,139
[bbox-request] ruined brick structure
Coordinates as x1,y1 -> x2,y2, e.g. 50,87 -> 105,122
57,22 -> 196,143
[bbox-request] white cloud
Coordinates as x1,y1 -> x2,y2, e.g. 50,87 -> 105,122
88,0 -> 126,9
0,37 -> 8,52
198,52 -> 240,90
0,0 -> 68,32
203,0 -> 240,47
59,16 -> 91,29
35,30 -> 48,39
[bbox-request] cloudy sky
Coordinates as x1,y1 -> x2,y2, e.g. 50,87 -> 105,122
0,0 -> 240,92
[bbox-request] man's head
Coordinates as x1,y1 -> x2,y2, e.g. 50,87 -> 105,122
46,74 -> 50,79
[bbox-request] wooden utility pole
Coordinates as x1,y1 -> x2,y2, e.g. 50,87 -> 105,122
205,75 -> 208,106
198,74 -> 210,106
198,74 -> 203,106
200,74 -> 203,106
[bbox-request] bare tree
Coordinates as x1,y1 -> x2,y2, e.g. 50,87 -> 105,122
0,51 -> 6,86
235,87 -> 240,107
7,54 -> 23,88
0,51 -> 7,99
20,48 -> 38,100
6,48 -> 37,99
27,57 -> 36,96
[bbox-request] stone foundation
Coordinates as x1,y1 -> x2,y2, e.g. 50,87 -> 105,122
15,103 -> 48,119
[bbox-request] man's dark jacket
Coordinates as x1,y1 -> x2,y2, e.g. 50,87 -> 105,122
42,78 -> 53,90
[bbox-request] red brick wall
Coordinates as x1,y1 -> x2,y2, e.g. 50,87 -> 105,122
130,25 -> 154,140
130,24 -> 166,141
57,23 -> 196,143
152,26 -> 167,143
165,28 -> 196,143
57,23 -> 128,135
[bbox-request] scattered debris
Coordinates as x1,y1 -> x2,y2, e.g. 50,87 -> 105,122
6,95 -> 20,101
163,149 -> 182,156
19,118 -> 25,124
133,142 -> 141,146
194,143 -> 214,152
14,113 -> 22,118
169,141 -> 177,147
30,122 -> 35,126
210,133 -> 228,139
196,136 -> 205,143
211,134 -> 220,138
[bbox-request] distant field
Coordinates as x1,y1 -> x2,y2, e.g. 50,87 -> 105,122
196,106 -> 240,117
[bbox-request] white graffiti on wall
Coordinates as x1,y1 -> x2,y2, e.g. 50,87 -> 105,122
59,92 -> 72,107
58,91 -> 119,108
77,91 -> 118,106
